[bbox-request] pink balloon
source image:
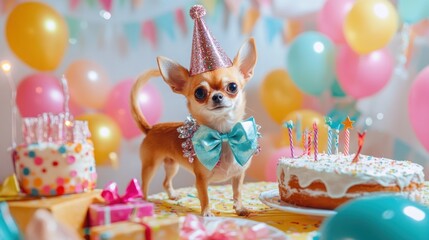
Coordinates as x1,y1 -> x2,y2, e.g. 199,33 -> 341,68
336,46 -> 394,99
103,78 -> 163,140
317,0 -> 355,44
265,147 -> 304,182
409,67 -> 429,152
16,74 -> 64,117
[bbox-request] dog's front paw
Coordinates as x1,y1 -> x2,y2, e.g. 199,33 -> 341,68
201,209 -> 215,217
168,192 -> 180,201
235,207 -> 250,217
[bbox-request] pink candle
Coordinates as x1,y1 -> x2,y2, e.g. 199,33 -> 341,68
342,117 -> 354,156
307,130 -> 311,156
313,122 -> 318,161
286,121 -> 295,158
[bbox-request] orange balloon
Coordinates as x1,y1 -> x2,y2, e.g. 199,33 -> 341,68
6,2 -> 68,71
65,60 -> 111,110
260,69 -> 304,124
76,113 -> 121,166
281,109 -> 328,152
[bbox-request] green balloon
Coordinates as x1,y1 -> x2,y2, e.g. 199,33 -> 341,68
287,32 -> 335,96
398,0 -> 429,24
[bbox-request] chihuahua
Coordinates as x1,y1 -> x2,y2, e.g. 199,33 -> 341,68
130,38 -> 257,217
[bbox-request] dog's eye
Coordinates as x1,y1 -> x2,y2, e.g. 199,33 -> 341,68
194,87 -> 207,100
226,83 -> 238,94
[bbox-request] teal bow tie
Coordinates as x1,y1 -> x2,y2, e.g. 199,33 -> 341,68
191,117 -> 259,170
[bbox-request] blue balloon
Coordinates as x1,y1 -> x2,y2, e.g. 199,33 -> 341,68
398,0 -> 429,24
320,195 -> 429,240
0,202 -> 21,240
287,32 -> 335,96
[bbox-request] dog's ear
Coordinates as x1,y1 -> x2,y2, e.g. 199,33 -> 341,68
233,38 -> 257,82
157,56 -> 189,94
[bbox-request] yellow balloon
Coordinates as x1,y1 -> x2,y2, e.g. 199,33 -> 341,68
260,69 -> 304,124
281,109 -> 328,152
344,0 -> 398,54
6,2 -> 68,71
76,114 -> 122,166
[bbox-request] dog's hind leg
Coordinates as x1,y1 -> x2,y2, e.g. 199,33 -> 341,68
163,158 -> 180,200
140,154 -> 161,200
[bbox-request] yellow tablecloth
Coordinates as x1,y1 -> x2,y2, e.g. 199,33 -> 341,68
149,181 -> 429,240
148,182 -> 321,240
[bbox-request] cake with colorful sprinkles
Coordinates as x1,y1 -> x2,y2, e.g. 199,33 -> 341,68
277,153 -> 425,210
13,113 -> 97,196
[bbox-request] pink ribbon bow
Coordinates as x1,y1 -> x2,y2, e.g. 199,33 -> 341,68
101,178 -> 143,205
180,214 -> 271,240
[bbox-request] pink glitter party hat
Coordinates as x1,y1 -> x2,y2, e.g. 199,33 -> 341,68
189,5 -> 233,76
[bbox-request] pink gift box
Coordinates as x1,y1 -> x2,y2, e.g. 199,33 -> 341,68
89,200 -> 154,226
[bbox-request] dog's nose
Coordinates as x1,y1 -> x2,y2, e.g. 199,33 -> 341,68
212,93 -> 223,103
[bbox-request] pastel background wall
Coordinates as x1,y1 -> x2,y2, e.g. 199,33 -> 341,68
1,0 -> 429,193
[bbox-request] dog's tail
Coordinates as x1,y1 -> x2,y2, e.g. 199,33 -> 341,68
130,69 -> 161,135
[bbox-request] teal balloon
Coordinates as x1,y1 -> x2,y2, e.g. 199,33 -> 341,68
331,79 -> 346,98
0,202 -> 21,240
327,102 -> 360,130
287,32 -> 335,96
398,0 -> 429,24
320,195 -> 429,240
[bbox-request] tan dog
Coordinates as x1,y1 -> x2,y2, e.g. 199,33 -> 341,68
130,38 -> 257,217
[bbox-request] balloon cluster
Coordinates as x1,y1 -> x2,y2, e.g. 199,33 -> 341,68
4,2 -> 164,166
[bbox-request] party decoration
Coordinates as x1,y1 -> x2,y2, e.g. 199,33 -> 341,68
0,175 -> 20,198
16,74 -> 64,117
320,195 -> 429,240
0,202 -> 21,240
284,121 -> 295,158
101,179 -> 143,205
242,7 -> 260,34
327,102 -> 360,131
287,32 -> 335,96
260,69 -> 304,124
104,79 -> 162,140
306,129 -> 311,156
344,0 -> 398,54
264,146 -> 304,182
282,110 -> 328,152
352,131 -> 366,163
303,129 -> 309,155
342,117 -> 354,155
334,127 -> 340,155
317,0 -> 354,44
409,66 -> 429,152
397,0 -> 429,24
76,113 -> 121,166
5,2 -> 68,70
330,79 -> 346,98
1,61 -> 17,148
65,60 -> 111,110
336,46 -> 394,99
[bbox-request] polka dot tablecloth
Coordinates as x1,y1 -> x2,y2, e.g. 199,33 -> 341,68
148,181 -> 429,240
148,182 -> 322,240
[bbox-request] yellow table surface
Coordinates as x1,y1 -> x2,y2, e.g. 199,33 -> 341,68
148,181 -> 429,240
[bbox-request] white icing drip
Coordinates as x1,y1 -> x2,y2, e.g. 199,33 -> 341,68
283,186 -> 422,201
277,153 -> 425,198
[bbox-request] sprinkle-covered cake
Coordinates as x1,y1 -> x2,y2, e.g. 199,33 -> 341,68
277,153 -> 425,210
13,113 -> 97,196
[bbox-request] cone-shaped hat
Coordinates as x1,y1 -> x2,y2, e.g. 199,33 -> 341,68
189,5 -> 232,76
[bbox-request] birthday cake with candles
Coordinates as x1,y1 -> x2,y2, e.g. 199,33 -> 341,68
13,113 -> 97,196
277,117 -> 425,210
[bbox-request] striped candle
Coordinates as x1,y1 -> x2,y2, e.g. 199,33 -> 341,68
307,130 -> 311,156
327,127 -> 332,155
303,129 -> 308,155
286,120 -> 295,158
344,128 -> 350,155
313,122 -> 318,161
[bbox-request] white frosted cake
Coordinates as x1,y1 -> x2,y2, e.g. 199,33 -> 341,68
277,153 -> 425,209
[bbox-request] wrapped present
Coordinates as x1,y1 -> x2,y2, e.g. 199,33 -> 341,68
90,215 -> 180,240
8,190 -> 101,234
90,222 -> 146,240
89,179 -> 154,226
